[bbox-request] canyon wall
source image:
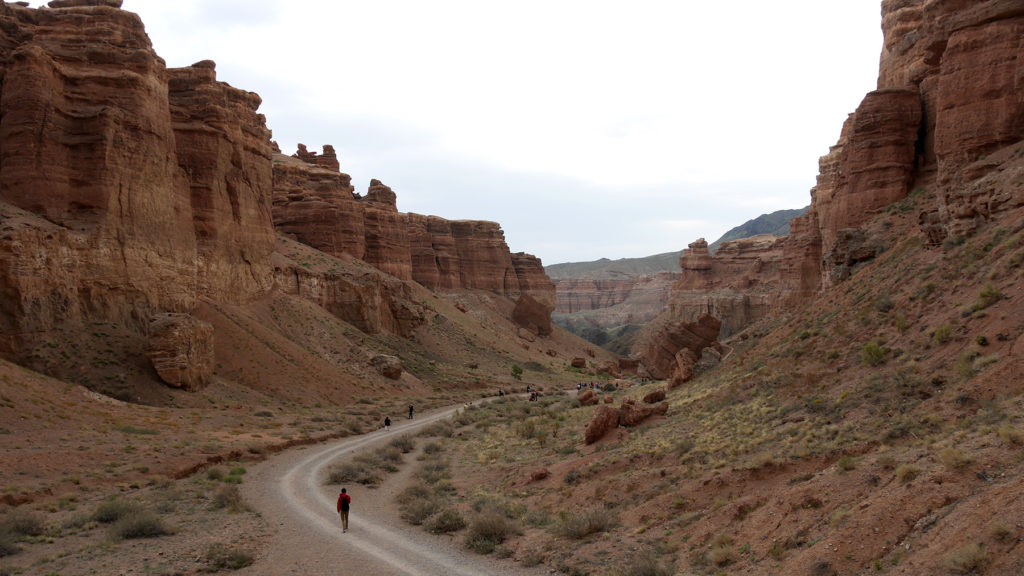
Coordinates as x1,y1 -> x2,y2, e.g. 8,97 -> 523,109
272,150 -> 556,311
658,0 -> 1024,343
0,1 -> 274,357
0,0 -> 557,388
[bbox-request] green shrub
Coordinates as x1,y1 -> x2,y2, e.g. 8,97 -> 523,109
973,285 -> 1003,311
205,543 -> 254,570
92,499 -> 141,524
0,531 -> 20,557
836,455 -> 856,472
938,447 -> 971,470
555,507 -> 617,540
511,365 -> 523,380
424,509 -> 466,534
211,484 -> 248,512
0,508 -> 44,538
895,464 -> 921,483
944,542 -> 987,574
206,467 -> 226,481
931,324 -> 954,344
108,510 -> 172,540
619,551 -> 672,576
390,435 -> 416,454
861,341 -> 887,366
465,506 -> 516,554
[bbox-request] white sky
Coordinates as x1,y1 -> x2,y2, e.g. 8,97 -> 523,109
78,1 -> 883,264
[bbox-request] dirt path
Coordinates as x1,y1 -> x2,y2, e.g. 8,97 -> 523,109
238,403 -> 552,576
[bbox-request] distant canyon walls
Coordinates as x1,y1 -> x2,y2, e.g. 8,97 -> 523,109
272,151 -> 555,314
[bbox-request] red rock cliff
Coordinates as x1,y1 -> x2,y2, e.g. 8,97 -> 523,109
271,152 -> 555,309
667,0 -> 1024,337
0,1 -> 276,357
782,0 -> 1024,293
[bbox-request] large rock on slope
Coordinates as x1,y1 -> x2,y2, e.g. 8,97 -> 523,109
640,314 -> 721,381
146,314 -> 214,391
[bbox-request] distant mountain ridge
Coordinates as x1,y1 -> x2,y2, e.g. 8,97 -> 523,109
708,206 -> 808,253
546,207 -> 809,279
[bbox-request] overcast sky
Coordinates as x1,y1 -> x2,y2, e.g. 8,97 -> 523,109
109,1 -> 881,265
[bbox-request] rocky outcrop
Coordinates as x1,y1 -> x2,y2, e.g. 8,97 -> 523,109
782,0 -> 1024,288
168,60 -> 276,301
639,314 -> 721,381
272,246 -> 425,338
146,314 -> 214,391
0,2 -> 276,364
370,354 -> 403,380
667,237 -> 786,337
512,294 -> 553,337
271,154 -> 365,259
584,405 -> 620,444
272,156 -> 556,316
584,398 -> 669,444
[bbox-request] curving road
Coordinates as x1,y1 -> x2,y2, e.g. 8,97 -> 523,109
238,403 -> 552,576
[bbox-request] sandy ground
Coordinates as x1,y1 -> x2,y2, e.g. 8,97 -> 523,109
238,403 -> 553,576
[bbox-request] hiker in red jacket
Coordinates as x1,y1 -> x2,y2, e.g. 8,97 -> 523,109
337,488 -> 351,532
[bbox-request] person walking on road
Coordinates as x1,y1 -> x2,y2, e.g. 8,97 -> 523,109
384,416 -> 391,431
408,405 -> 414,420
337,488 -> 351,532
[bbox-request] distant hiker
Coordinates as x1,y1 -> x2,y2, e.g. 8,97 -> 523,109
384,416 -> 391,431
498,389 -> 504,397
526,385 -> 531,393
337,488 -> 351,532
408,405 -> 414,420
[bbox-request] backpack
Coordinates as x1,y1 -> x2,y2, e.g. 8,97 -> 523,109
340,494 -> 350,512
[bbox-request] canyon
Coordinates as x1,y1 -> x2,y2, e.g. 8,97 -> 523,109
0,2 -> 1023,575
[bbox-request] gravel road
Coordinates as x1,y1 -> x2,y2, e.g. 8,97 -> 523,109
238,403 -> 554,576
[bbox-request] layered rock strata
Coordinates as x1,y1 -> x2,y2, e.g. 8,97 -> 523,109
271,151 -> 556,311
654,0 -> 1024,342
0,2 -> 275,359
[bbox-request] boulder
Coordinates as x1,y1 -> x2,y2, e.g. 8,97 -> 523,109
618,398 -> 668,427
643,388 -> 666,404
584,405 -> 620,444
571,357 -> 586,369
370,354 -> 403,380
146,314 -> 214,391
578,390 -> 598,406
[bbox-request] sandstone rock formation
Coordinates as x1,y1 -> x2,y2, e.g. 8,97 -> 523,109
271,150 -> 556,330
0,2 -> 273,365
584,398 -> 669,444
512,294 -> 553,337
578,390 -> 598,406
639,314 -> 721,381
643,388 -> 666,404
640,0 -> 1024,344
667,237 -> 786,338
584,405 -> 620,444
146,314 -> 214,391
370,354 -> 403,380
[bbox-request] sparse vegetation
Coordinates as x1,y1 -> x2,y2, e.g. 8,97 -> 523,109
205,543 -> 255,570
465,506 -> 517,554
944,542 -> 987,574
895,463 -> 921,483
555,506 -> 618,540
861,341 -> 888,366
